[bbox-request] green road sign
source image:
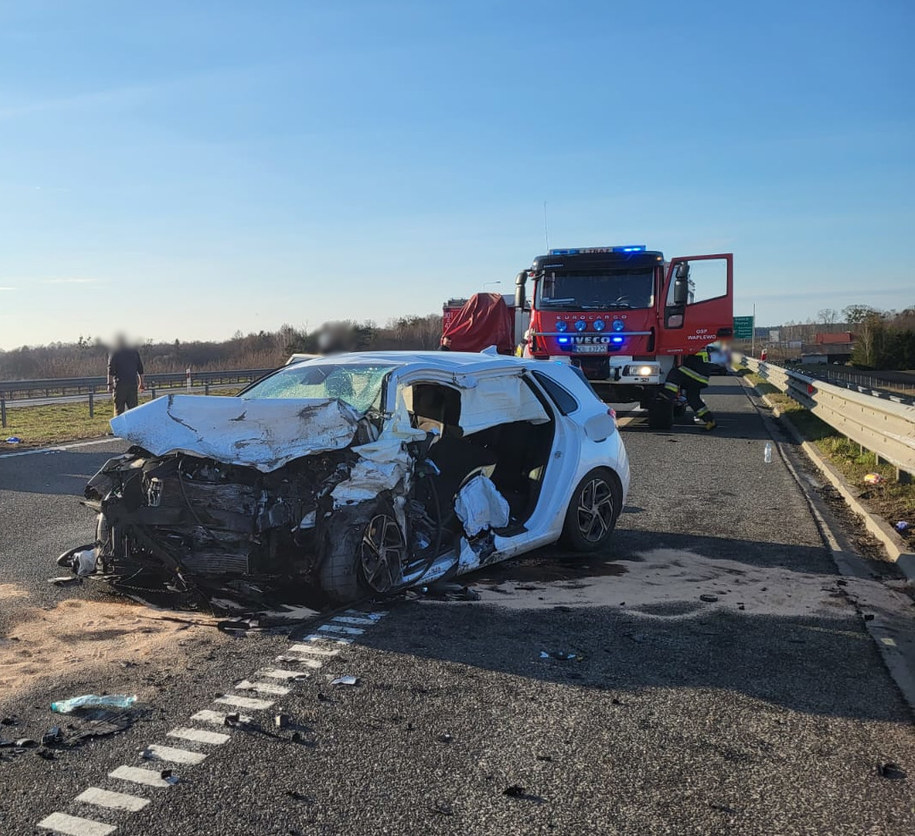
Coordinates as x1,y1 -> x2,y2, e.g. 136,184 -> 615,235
733,316 -> 754,340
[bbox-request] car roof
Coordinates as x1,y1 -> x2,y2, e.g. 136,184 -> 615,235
286,350 -> 531,375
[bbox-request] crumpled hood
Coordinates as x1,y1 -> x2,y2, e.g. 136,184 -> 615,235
110,395 -> 361,472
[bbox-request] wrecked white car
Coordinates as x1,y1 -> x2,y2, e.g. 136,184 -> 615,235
64,351 -> 630,604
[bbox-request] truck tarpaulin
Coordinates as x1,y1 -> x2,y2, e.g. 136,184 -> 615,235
441,293 -> 514,354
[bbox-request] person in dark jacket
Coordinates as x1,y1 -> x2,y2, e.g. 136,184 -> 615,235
662,346 -> 723,430
107,335 -> 145,416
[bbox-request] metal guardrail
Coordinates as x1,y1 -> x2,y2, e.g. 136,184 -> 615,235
0,368 -> 274,428
737,354 -> 915,480
0,368 -> 273,400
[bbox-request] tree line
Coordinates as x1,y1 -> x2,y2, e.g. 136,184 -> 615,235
0,315 -> 443,380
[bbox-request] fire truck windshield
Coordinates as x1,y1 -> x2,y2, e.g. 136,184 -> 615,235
536,268 -> 655,311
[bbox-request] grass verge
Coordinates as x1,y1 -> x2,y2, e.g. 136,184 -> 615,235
746,372 -> 915,536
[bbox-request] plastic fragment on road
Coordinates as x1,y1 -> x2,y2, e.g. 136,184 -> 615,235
48,576 -> 82,587
74,548 -> 98,577
895,521 -> 909,532
454,474 -> 510,537
539,650 -> 577,661
51,694 -> 137,714
863,472 -> 886,485
330,675 -> 360,687
5,437 -> 21,444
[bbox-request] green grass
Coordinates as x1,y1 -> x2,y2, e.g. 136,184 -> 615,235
746,373 -> 915,526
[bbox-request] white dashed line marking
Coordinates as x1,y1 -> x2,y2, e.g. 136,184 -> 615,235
109,765 -> 177,788
234,679 -> 291,696
142,744 -> 207,765
167,727 -> 230,745
215,694 -> 275,710
75,787 -> 150,812
331,615 -> 378,626
257,668 -> 311,681
190,709 -> 253,726
37,812 -> 117,836
346,609 -> 387,619
317,623 -> 364,636
275,653 -> 325,667
286,642 -> 340,656
302,633 -> 354,644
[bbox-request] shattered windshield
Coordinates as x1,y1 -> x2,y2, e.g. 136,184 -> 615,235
241,364 -> 395,415
536,268 -> 655,310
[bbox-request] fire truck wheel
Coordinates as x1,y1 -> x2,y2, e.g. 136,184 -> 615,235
647,398 -> 674,430
560,468 -> 622,552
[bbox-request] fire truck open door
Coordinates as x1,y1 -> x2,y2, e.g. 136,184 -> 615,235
657,253 -> 733,355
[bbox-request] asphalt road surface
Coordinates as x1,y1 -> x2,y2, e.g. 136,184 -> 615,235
1,377 -> 913,835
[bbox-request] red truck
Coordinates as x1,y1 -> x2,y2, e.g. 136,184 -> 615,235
442,245 -> 733,429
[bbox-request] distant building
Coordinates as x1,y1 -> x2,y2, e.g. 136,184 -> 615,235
815,331 -> 855,345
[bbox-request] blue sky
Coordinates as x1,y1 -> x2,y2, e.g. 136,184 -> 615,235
0,0 -> 912,348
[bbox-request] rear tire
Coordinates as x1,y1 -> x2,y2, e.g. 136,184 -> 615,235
647,398 -> 674,430
560,468 -> 622,552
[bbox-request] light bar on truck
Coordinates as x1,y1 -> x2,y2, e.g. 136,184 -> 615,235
547,245 -> 646,256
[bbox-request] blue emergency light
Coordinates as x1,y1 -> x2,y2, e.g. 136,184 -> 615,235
548,245 -> 647,256
611,320 -> 625,332
557,337 -> 570,345
611,336 -> 624,344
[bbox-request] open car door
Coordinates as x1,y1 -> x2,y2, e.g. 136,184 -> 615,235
657,253 -> 733,355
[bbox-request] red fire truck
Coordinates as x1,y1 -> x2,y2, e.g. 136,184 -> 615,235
442,245 -> 733,429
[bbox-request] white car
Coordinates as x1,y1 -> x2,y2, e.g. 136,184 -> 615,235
69,351 -> 630,604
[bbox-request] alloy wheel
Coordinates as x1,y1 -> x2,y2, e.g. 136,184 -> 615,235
360,514 -> 407,592
576,478 -> 615,543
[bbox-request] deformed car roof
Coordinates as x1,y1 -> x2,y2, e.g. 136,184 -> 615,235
287,350 -> 529,374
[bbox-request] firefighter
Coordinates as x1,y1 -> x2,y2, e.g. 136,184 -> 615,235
662,344 -> 724,431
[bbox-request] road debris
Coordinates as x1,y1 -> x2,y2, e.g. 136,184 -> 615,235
51,694 -> 136,713
330,675 -> 360,687
539,650 -> 578,661
876,761 -> 907,780
699,594 -> 719,603
863,473 -> 886,485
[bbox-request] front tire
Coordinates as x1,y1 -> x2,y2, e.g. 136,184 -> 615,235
318,501 -> 409,603
560,468 -> 622,552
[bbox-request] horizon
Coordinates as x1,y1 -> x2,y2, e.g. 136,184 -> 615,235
1,1 -> 913,350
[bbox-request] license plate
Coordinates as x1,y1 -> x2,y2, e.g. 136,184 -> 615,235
572,345 -> 607,354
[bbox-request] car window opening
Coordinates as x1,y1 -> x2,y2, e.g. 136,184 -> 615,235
402,381 -> 556,533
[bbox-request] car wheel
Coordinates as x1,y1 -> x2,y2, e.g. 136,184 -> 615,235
647,398 -> 674,430
319,501 -> 409,603
560,468 -> 622,552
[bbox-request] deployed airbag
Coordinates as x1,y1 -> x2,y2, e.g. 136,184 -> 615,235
454,474 -> 510,536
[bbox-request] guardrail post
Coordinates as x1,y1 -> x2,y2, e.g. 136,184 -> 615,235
896,467 -> 911,485
205,382 -> 210,396
151,387 -> 156,399
89,391 -> 94,418
1,397 -> 6,428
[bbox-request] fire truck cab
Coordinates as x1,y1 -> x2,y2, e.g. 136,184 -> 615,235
512,245 -> 733,428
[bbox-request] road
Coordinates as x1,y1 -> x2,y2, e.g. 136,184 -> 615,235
1,377 -> 913,835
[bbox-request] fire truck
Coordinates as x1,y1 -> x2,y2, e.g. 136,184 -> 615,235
442,245 -> 733,429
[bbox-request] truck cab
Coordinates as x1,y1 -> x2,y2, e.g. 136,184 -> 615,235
515,246 -> 733,419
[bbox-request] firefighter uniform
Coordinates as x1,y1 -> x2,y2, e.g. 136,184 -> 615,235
663,348 -> 719,430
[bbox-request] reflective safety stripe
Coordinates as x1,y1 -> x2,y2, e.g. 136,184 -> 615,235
679,366 -> 709,385
696,350 -> 710,362
696,406 -> 710,417
664,382 -> 679,393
